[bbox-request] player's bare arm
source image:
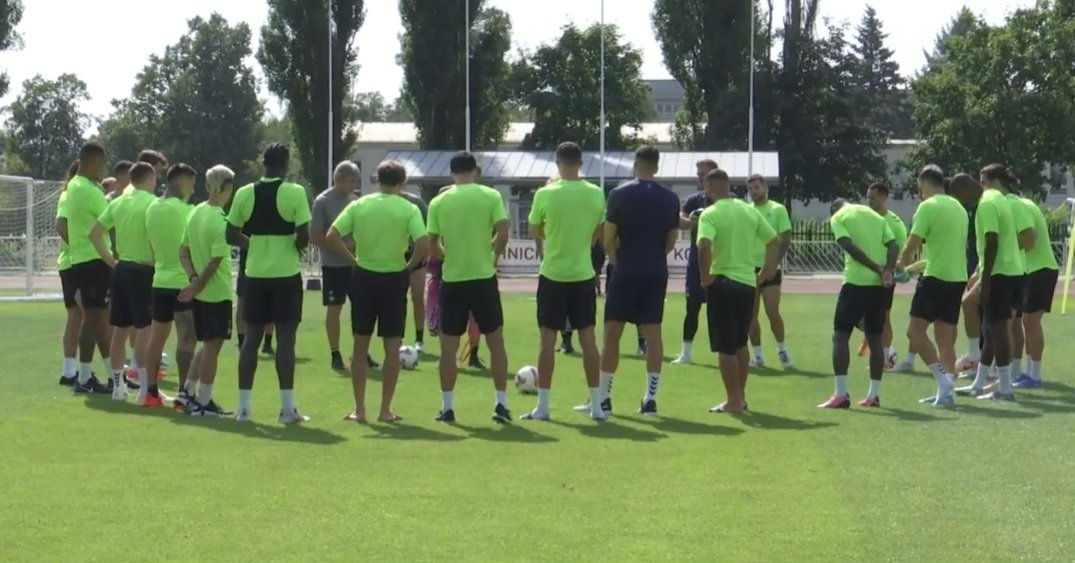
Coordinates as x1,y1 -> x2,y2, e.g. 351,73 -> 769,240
88,222 -> 116,268
225,223 -> 249,250
698,238 -> 714,287
665,228 -> 678,254
294,221 -> 310,252
492,219 -> 509,259
898,234 -> 924,270
980,232 -> 998,304
406,235 -> 431,271
759,238 -> 780,282
836,237 -> 883,274
55,217 -> 68,244
1017,226 -> 1035,251
323,227 -> 359,267
603,222 -> 618,265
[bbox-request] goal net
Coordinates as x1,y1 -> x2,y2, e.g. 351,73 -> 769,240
0,175 -> 65,301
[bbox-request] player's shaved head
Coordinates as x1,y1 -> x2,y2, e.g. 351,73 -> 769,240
129,162 -> 156,186
634,145 -> 660,175
830,197 -> 850,215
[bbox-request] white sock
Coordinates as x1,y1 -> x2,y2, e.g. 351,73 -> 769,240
1029,359 -> 1042,381
129,353 -> 139,370
997,365 -> 1013,394
966,342 -> 980,361
904,352 -> 917,366
536,389 -> 550,413
588,387 -> 602,411
442,391 -> 454,412
495,389 -> 508,407
645,372 -> 660,402
111,369 -> 123,387
1011,357 -> 1023,376
280,390 -> 295,412
867,379 -> 882,398
99,356 -> 112,379
929,363 -> 952,393
777,342 -> 787,353
197,383 -> 213,405
239,389 -> 252,411
753,345 -> 764,360
183,374 -> 197,394
63,357 -> 77,378
599,372 -> 614,401
884,347 -> 895,359
834,375 -> 849,396
681,341 -> 692,357
971,362 -> 990,388
79,362 -> 93,384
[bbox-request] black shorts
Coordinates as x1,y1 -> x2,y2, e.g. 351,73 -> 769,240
322,266 -> 352,306
754,267 -> 784,289
152,287 -> 193,323
348,267 -> 409,337
537,276 -> 597,331
236,250 -> 248,298
194,299 -> 233,341
59,267 -> 78,309
109,261 -> 155,329
834,284 -> 886,335
981,274 -> 1019,324
70,259 -> 112,309
685,259 -> 705,303
1023,268 -> 1058,314
707,277 -> 756,355
604,272 -> 668,325
243,275 -> 304,326
440,276 -> 504,336
881,284 -> 896,312
1011,275 -> 1027,318
909,276 -> 966,325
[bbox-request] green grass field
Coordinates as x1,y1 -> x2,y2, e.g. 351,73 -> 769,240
2,292 -> 1074,561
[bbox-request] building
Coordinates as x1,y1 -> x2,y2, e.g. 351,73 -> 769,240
645,79 -> 686,122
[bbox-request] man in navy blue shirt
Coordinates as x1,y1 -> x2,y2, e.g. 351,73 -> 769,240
594,146 -> 681,418
671,158 -> 719,364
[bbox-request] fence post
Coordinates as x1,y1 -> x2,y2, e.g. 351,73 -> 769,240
25,178 -> 34,297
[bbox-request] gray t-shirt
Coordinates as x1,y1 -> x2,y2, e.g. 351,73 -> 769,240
312,188 -> 358,267
401,191 -> 428,252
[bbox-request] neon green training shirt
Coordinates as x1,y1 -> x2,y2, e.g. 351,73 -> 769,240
975,189 -> 1023,277
331,192 -> 426,273
528,179 -> 605,282
1018,198 -> 1058,273
147,196 -> 194,290
1006,193 -> 1036,274
751,200 -> 792,268
65,175 -> 108,266
97,189 -> 156,264
56,191 -> 71,271
698,198 -> 778,286
227,178 -> 312,279
183,202 -> 233,303
830,203 -> 896,287
427,183 -> 509,283
883,210 -> 908,251
910,193 -> 968,283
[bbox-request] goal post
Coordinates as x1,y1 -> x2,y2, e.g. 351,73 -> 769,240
0,175 -> 65,301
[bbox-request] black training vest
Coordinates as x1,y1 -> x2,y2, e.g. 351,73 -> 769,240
246,179 -> 295,236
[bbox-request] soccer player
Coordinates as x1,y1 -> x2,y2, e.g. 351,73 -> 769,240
144,164 -> 199,407
819,199 -> 897,408
400,186 -> 430,352
671,158 -> 719,365
235,229 -> 276,356
311,162 -> 359,371
64,143 -> 116,394
56,160 -> 85,386
956,164 -> 1023,400
520,142 -> 605,421
177,165 -> 237,416
104,161 -> 133,201
325,160 -> 429,423
953,178 -> 984,374
435,182 -> 487,370
1003,181 -> 1038,382
226,143 -> 312,423
898,168 -> 969,407
864,182 -> 908,370
137,149 -> 169,194
1013,194 -> 1058,388
598,146 -> 681,417
697,169 -> 779,413
426,151 -> 512,424
89,162 -> 158,400
747,174 -> 794,369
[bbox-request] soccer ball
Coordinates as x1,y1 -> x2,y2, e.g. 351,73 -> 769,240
514,366 -> 539,394
399,346 -> 420,370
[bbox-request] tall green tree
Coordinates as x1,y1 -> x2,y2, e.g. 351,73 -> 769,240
398,0 -> 513,150
259,0 -> 364,192
652,0 -> 769,150
350,91 -> 413,122
849,5 -> 910,138
0,0 -> 23,98
4,74 -> 89,179
511,23 -> 651,151
98,14 -> 264,184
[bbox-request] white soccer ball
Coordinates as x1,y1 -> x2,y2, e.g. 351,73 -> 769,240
399,346 -> 420,370
514,366 -> 539,394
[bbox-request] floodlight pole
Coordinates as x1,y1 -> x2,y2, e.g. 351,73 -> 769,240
465,0 -> 472,152
599,0 -> 606,188
748,0 -> 756,177
328,1 -> 335,188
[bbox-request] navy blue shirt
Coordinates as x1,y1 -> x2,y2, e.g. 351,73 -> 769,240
605,179 -> 681,276
682,190 -> 712,255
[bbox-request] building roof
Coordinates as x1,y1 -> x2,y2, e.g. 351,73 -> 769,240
383,150 -> 780,184
355,122 -> 678,146
644,79 -> 686,100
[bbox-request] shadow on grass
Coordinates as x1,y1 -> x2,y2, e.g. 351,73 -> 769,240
953,402 -> 1041,420
736,410 -> 839,431
631,415 -> 745,436
548,418 -> 666,442
363,421 -> 467,442
1007,397 -> 1075,415
848,406 -> 952,422
82,398 -> 347,445
456,422 -> 559,443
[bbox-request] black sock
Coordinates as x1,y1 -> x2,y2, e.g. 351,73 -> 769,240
561,331 -> 573,346
238,334 -> 245,348
148,385 -> 159,397
638,337 -> 645,348
331,349 -> 341,358
263,334 -> 273,347
416,329 -> 424,343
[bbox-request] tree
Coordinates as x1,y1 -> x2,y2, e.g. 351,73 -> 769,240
0,0 -> 23,98
399,0 -> 513,149
4,74 -> 90,179
511,23 -> 651,151
849,5 -> 909,137
259,0 -> 365,192
652,0 -> 770,150
98,14 -> 264,185
350,91 -> 413,122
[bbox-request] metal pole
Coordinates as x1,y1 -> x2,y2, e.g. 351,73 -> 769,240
748,0 -> 756,176
599,0 -> 606,188
328,1 -> 335,189
25,178 -> 33,296
465,0 -> 471,152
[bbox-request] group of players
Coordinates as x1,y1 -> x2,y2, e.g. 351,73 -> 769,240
54,137 -> 1058,424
